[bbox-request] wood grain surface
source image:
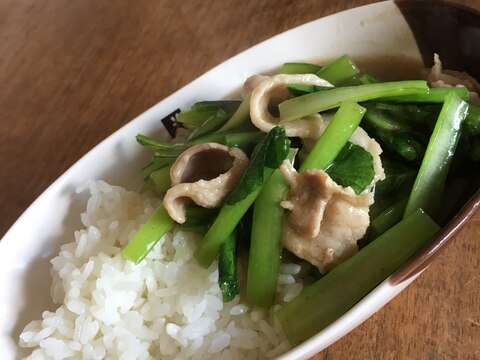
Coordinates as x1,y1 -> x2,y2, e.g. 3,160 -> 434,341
1,0 -> 479,359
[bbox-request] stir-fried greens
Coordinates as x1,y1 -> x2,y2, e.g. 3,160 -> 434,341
121,54 -> 479,345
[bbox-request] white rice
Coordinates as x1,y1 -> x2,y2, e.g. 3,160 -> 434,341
19,180 -> 309,359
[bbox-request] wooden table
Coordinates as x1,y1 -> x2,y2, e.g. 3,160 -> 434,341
1,0 -> 479,358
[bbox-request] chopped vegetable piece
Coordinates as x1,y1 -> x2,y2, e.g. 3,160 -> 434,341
149,166 -> 171,193
177,100 -> 240,129
281,62 -> 322,74
227,127 -> 290,204
286,84 -> 333,97
375,157 -> 417,197
362,126 -> 426,162
139,130 -> 261,161
377,87 -> 469,103
359,73 -> 378,84
276,208 -> 440,346
180,205 -> 218,230
194,191 -> 259,268
315,55 -> 360,85
140,178 -> 157,194
218,231 -> 240,302
218,97 -> 252,132
191,100 -> 240,113
278,80 -> 429,122
325,143 -> 375,195
194,127 -> 290,267
370,196 -> 408,238
404,92 -> 469,219
299,102 -> 366,171
246,151 -> 295,307
122,204 -> 175,264
364,106 -> 404,131
136,134 -> 186,152
223,131 -> 262,150
141,158 -> 173,179
186,109 -> 229,140
465,104 -> 480,135
360,102 -> 435,162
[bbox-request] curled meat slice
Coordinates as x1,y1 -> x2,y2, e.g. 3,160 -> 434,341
248,74 -> 333,138
163,143 -> 249,223
280,161 -> 374,273
427,53 -> 480,105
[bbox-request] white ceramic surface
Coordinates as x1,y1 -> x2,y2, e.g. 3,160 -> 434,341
0,1 -> 425,359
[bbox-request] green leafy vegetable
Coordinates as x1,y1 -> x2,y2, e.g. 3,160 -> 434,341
186,109 -> 229,140
361,102 -> 435,161
218,97 -> 252,132
180,205 -> 218,232
374,157 -> 417,198
377,87 -> 469,103
177,100 -> 241,129
122,204 -> 175,264
276,209 -> 440,346
246,150 -> 295,308
465,104 -> 480,135
281,62 -> 322,74
227,126 -> 290,204
141,158 -> 174,179
278,80 -> 429,122
315,54 -> 360,85
194,126 -> 290,267
286,84 -> 333,97
218,231 -> 240,302
369,196 -> 408,239
404,92 -> 469,219
325,143 -> 375,195
359,73 -> 378,84
149,166 -> 171,193
299,102 -> 366,171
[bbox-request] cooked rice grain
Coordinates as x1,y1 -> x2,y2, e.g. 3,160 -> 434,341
19,181 -> 306,359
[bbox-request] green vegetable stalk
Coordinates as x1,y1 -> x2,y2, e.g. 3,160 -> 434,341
177,100 -> 240,129
300,102 -> 366,171
325,143 -> 375,195
315,54 -> 360,85
278,80 -> 429,122
370,196 -> 408,239
281,62 -> 322,74
194,126 -> 290,267
122,204 -> 175,264
218,97 -> 251,132
218,231 -> 240,302
404,92 -> 469,219
246,151 -> 295,308
378,87 -> 469,104
149,166 -> 171,193
276,209 -> 440,346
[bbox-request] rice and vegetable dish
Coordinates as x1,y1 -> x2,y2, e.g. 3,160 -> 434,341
19,55 -> 480,359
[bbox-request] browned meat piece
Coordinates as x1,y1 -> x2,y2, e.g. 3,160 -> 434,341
427,53 -> 480,105
280,162 -> 374,273
248,74 -> 333,138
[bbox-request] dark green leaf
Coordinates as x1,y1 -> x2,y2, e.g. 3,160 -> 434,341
325,143 -> 374,195
374,157 -> 417,198
226,126 -> 289,204
218,232 -> 239,302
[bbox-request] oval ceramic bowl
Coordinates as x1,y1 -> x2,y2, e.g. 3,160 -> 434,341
1,1 -> 479,359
